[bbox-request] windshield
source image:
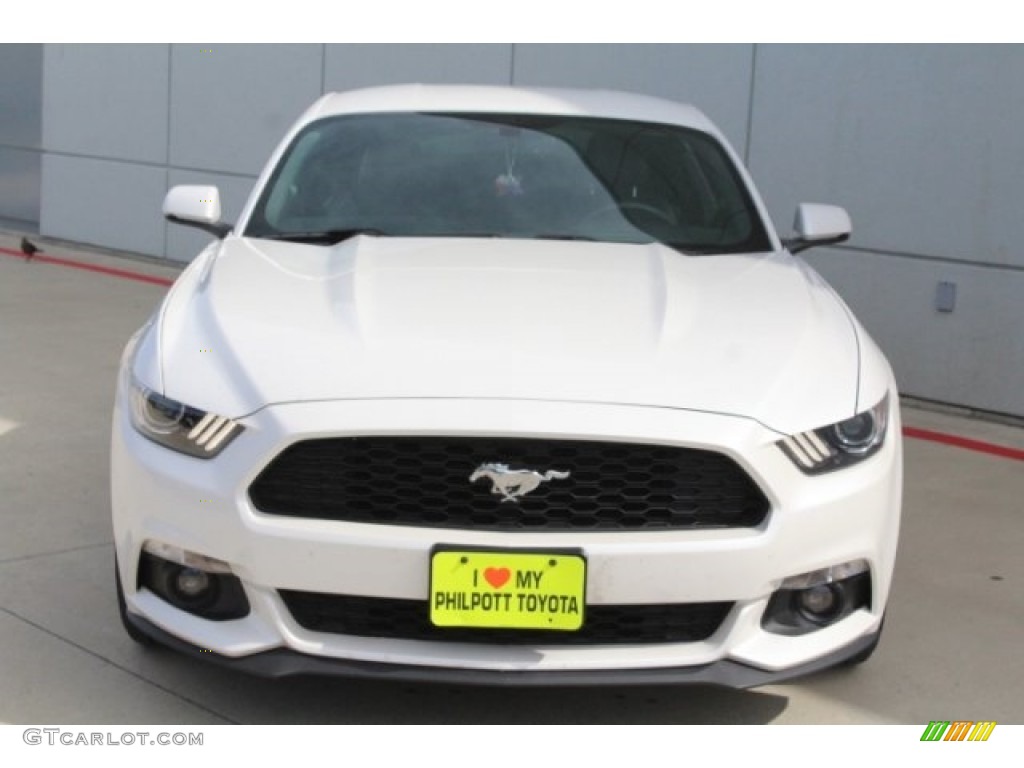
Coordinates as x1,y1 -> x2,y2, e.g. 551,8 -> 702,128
244,112 -> 772,254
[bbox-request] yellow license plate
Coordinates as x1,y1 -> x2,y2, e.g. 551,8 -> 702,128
430,549 -> 586,631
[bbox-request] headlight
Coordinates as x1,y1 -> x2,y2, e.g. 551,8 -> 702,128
129,380 -> 242,458
778,394 -> 889,474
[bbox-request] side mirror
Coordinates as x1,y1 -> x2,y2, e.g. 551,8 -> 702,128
783,203 -> 851,254
163,185 -> 232,238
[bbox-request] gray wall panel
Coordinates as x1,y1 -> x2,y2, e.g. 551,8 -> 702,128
40,154 -> 166,255
324,44 -> 513,90
749,45 -> 1024,268
512,44 -> 754,154
804,248 -> 1024,417
0,148 -> 41,226
42,44 -> 169,163
164,170 -> 257,262
169,44 -> 322,176
0,44 -> 44,226
0,44 -> 43,148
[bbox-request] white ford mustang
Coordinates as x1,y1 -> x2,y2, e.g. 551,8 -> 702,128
111,84 -> 902,687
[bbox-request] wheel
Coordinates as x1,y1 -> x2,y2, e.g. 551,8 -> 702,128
842,616 -> 884,666
116,557 -> 156,647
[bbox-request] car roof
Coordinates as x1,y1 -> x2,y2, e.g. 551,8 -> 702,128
303,84 -> 719,135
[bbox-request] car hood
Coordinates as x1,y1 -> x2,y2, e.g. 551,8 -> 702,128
156,236 -> 860,435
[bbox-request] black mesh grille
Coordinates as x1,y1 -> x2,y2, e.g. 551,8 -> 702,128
249,436 -> 769,531
279,591 -> 733,645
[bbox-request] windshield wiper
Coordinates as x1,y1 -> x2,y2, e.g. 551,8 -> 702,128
422,232 -> 598,241
651,241 -> 733,257
255,228 -> 386,245
529,233 -> 601,242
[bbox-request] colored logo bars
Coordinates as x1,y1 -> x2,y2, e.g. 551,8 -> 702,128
920,721 -> 996,742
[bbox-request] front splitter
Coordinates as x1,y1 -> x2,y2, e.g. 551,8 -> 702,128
125,612 -> 879,689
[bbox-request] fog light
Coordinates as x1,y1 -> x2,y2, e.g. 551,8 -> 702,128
137,551 -> 250,621
797,583 -> 841,621
174,567 -> 212,598
762,567 -> 872,636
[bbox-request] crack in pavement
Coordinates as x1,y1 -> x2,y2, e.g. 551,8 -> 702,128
0,541 -> 114,566
0,604 -> 239,724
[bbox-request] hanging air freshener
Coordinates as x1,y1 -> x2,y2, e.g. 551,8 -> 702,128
495,128 -> 524,196
495,173 -> 523,197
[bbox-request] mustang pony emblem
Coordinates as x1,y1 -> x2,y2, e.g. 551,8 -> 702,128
469,463 -> 570,503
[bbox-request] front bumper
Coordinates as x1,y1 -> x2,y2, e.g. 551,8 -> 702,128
125,610 -> 882,688
111,396 -> 901,686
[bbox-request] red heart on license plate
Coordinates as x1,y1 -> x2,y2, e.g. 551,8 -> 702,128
484,567 -> 511,589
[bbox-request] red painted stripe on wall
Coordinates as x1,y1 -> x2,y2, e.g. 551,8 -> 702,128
903,426 -> 1024,462
0,246 -> 176,287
